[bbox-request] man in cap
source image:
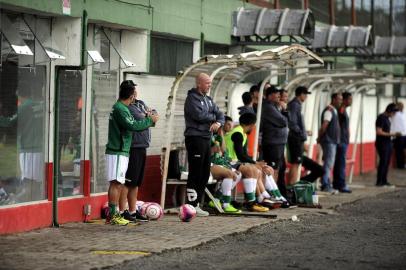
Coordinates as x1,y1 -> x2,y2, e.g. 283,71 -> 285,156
287,86 -> 311,184
261,86 -> 289,207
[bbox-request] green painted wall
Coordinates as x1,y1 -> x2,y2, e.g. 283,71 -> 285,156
0,0 -> 254,44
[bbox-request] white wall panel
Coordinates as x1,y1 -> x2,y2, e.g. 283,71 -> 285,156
121,30 -> 149,72
362,95 -> 378,142
52,17 -> 81,66
125,74 -> 175,155
228,83 -> 252,122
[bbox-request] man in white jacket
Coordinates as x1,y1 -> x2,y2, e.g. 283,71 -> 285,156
390,102 -> 406,169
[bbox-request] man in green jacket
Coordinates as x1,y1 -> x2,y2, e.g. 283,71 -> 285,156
105,80 -> 159,225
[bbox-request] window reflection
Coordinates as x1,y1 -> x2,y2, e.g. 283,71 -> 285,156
0,13 -> 48,205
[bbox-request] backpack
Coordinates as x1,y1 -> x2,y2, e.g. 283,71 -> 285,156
286,180 -> 315,205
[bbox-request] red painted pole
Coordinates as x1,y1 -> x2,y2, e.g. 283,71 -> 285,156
303,0 -> 309,9
329,0 -> 335,25
274,0 -> 280,9
351,0 -> 357,25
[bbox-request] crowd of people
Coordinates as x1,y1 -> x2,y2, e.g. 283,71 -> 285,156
103,73 -> 403,225
177,73 -> 358,217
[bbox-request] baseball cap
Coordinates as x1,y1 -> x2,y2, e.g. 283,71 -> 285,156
295,86 -> 311,96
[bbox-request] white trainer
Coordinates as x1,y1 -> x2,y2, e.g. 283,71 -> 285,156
195,204 -> 209,217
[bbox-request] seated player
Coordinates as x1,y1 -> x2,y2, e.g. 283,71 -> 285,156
209,116 -> 270,212
224,113 -> 284,211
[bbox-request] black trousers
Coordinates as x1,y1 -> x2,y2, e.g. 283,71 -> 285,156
376,141 -> 393,186
185,136 -> 211,206
301,156 -> 323,183
262,144 -> 286,196
393,136 -> 406,169
277,158 -> 287,197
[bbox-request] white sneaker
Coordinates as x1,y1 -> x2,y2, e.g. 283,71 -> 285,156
195,204 -> 209,217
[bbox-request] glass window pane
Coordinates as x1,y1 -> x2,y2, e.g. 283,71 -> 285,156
150,37 -> 177,76
57,70 -> 84,197
204,43 -> 229,55
393,0 -> 406,35
90,26 -> 120,193
176,40 -> 193,73
280,0 -> 302,9
309,0 -> 330,24
150,36 -> 193,76
0,63 -> 47,204
373,0 -> 390,36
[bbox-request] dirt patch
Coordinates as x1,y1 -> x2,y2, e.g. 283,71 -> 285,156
113,189 -> 406,270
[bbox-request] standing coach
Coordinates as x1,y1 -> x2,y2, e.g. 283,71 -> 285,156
184,73 -> 225,216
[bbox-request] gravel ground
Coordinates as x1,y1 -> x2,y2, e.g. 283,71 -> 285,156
111,189 -> 406,270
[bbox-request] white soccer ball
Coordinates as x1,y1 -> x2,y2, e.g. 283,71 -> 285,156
178,204 -> 197,222
144,203 -> 163,220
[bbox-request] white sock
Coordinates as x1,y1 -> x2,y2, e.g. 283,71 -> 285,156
232,173 -> 242,189
257,194 -> 264,203
265,174 -> 278,190
250,178 -> 257,193
262,190 -> 271,199
221,178 -> 233,196
243,178 -> 256,193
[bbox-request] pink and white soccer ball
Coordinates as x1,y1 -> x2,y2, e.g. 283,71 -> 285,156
136,200 -> 145,213
178,204 -> 196,222
142,202 -> 163,220
140,202 -> 152,216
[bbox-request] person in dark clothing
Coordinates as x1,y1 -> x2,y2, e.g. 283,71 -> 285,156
276,88 -> 289,197
375,103 -> 401,187
318,93 -> 342,192
300,156 -> 324,182
249,85 -> 260,114
333,92 -> 353,193
287,86 -> 311,184
238,92 -> 255,115
118,88 -> 155,222
224,113 -> 288,210
184,73 -> 225,216
261,86 -> 289,186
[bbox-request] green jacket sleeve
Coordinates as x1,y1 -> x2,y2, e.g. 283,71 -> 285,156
114,109 -> 153,131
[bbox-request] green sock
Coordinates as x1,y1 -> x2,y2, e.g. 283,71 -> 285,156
108,203 -> 117,217
245,192 -> 256,202
221,194 -> 232,204
270,189 -> 281,198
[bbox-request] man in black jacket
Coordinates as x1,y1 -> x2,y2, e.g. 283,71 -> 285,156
261,86 -> 289,188
184,73 -> 225,216
287,86 -> 311,183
